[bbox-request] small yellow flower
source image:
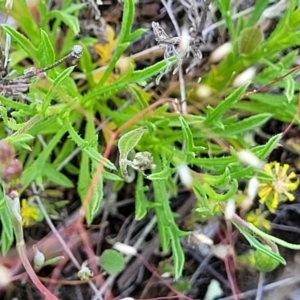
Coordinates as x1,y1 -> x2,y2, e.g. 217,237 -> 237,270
21,199 -> 40,227
258,162 -> 299,212
246,209 -> 271,231
94,25 -> 118,66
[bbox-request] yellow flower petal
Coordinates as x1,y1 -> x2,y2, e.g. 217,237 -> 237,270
264,164 -> 272,174
287,171 -> 297,180
286,180 -> 299,191
270,192 -> 279,209
274,162 -> 280,175
258,186 -> 272,199
281,164 -> 289,176
284,191 -> 295,201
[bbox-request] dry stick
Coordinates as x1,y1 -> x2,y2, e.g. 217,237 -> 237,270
161,0 -> 187,114
241,64 -> 300,99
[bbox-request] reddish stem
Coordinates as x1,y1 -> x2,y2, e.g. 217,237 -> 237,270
17,240 -> 58,300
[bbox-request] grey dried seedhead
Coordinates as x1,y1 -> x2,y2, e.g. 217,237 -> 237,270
131,151 -> 156,172
152,21 -> 204,83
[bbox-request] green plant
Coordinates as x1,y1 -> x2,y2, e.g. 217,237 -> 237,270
1,1 -> 300,295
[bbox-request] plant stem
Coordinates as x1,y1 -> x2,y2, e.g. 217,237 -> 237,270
8,196 -> 58,300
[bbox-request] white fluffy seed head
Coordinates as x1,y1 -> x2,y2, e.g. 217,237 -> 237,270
210,42 -> 232,63
179,27 -> 191,57
191,232 -> 214,246
0,265 -> 10,287
177,164 -> 193,188
197,84 -> 212,99
233,67 -> 256,87
113,242 -> 137,256
237,149 -> 264,169
211,244 -> 233,260
247,177 -> 259,201
225,198 -> 236,221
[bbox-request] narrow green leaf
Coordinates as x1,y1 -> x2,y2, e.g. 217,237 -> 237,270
65,117 -> 116,170
128,85 -> 149,109
202,168 -> 232,188
284,75 -> 295,103
246,0 -> 270,27
85,59 -> 174,100
118,0 -> 135,42
202,179 -> 238,201
0,95 -> 31,111
46,11 -> 80,35
9,0 -> 40,44
6,133 -> 34,145
21,127 -> 66,190
38,29 -> 56,78
42,67 -> 75,113
102,171 -> 122,181
168,226 -> 185,279
0,205 -> 13,255
40,29 -> 55,67
0,107 -> 24,130
2,25 -> 37,59
129,28 -> 147,41
97,0 -> 135,85
192,156 -> 236,171
84,147 -> 116,170
214,0 -> 236,42
215,113 -> 272,137
43,164 -> 74,188
256,134 -> 282,159
179,116 -> 205,156
135,173 -> 148,220
147,168 -> 171,180
87,173 -> 103,224
204,84 -> 249,126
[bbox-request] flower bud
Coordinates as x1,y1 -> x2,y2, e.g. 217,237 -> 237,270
2,159 -> 23,183
131,152 -> 156,171
210,42 -> 232,63
5,0 -> 13,11
78,264 -> 93,280
33,246 -> 45,270
233,67 -> 256,88
0,140 -> 15,164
